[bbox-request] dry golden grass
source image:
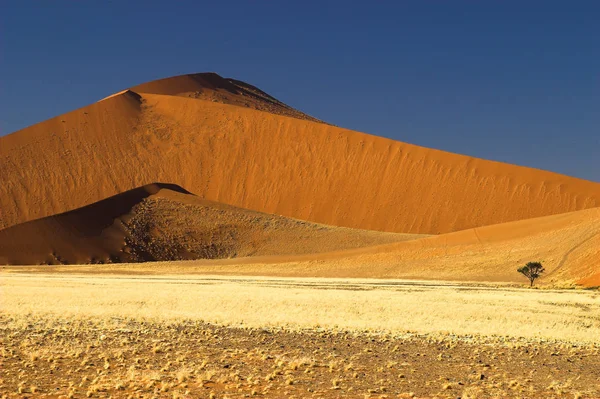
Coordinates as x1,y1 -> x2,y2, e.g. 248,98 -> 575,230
2,273 -> 599,343
2,272 -> 600,398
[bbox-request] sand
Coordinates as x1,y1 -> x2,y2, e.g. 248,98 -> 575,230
1,73 -> 598,236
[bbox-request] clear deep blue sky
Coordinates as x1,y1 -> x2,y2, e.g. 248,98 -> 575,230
1,1 -> 599,181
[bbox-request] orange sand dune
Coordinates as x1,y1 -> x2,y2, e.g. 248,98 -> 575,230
0,73 -> 599,235
0,183 -> 419,265
164,207 -> 599,286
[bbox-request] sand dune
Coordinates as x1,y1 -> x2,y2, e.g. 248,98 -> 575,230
0,183 -> 419,265
1,72 -> 599,236
166,206 -> 598,286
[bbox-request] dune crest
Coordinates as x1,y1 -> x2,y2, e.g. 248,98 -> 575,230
129,72 -> 322,123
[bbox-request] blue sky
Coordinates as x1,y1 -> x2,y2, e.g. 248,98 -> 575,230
1,1 -> 599,181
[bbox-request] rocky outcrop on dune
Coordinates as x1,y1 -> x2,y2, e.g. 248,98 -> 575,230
0,73 -> 599,235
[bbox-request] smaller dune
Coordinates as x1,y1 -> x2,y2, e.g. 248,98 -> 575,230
0,184 -> 422,266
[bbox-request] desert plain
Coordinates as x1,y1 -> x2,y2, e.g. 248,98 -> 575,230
1,73 -> 599,398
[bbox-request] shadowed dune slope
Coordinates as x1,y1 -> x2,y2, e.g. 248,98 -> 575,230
1,73 -> 599,234
0,184 -> 420,265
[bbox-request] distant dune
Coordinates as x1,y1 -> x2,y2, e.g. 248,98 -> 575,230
0,183 -> 419,265
1,72 -> 598,235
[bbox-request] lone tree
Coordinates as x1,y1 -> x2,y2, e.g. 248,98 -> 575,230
517,261 -> 545,287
